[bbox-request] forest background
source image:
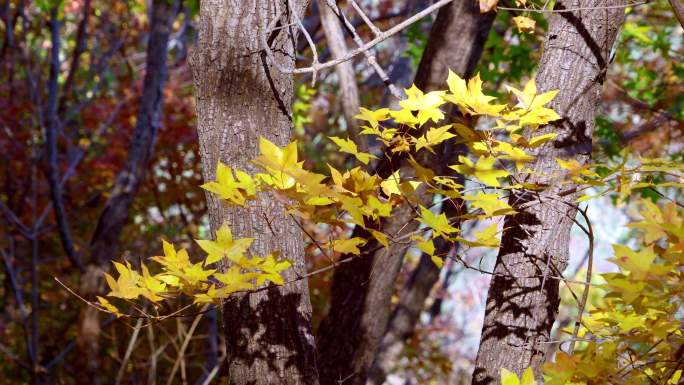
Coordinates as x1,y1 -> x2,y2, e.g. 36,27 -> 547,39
0,0 -> 683,384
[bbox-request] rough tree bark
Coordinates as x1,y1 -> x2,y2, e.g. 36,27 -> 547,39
316,2 -> 494,384
472,1 -> 626,384
76,0 -> 179,382
189,1 -> 318,384
316,0 -> 362,141
366,2 -> 495,383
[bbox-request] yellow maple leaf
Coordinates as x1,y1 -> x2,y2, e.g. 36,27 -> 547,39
399,85 -> 447,125
458,222 -> 501,248
418,206 -> 458,238
512,16 -> 536,33
450,155 -> 510,187
201,162 -> 257,206
213,265 -> 256,293
255,254 -> 291,286
556,158 -> 598,179
354,107 -> 390,128
97,296 -> 123,318
329,136 -> 378,165
463,192 -> 516,217
381,170 -> 402,197
388,107 -> 420,127
444,71 -> 506,116
195,222 -> 254,266
504,79 -> 561,127
414,125 -> 455,153
105,261 -> 142,300
330,237 -> 367,255
501,367 -> 535,385
151,240 -> 192,275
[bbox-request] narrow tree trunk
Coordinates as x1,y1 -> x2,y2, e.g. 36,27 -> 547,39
76,1 -> 179,382
316,2 -> 495,384
316,0 -> 362,142
190,1 -> 318,384
472,1 -> 626,384
365,3 -> 496,382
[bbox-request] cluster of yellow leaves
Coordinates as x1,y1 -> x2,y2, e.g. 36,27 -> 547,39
543,199 -> 684,385
102,73 -> 569,318
100,222 -> 292,317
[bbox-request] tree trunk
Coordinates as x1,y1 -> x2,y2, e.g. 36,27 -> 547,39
76,1 -> 179,382
472,1 -> 626,384
366,3 -> 495,383
316,0 -> 362,142
316,2 -> 495,384
190,1 -> 318,384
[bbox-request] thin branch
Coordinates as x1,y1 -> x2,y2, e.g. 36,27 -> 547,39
570,205 -> 594,354
115,317 -> 144,385
165,306 -> 207,385
267,0 -> 453,76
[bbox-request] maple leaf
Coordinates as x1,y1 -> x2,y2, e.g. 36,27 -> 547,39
151,241 -> 193,280
213,265 -> 256,293
399,85 -> 447,125
444,71 -> 506,116
180,262 -> 215,287
253,137 -> 301,189
504,79 -> 561,127
513,16 -> 536,33
494,141 -> 535,170
329,136 -> 378,165
418,206 -> 458,238
556,158 -> 599,179
380,170 -> 401,197
256,254 -> 291,286
625,199 -> 667,243
196,222 -> 254,266
458,222 -> 501,248
105,261 -> 142,300
450,155 -> 510,187
97,296 -> 123,318
414,125 -> 455,153
201,162 -> 257,206
388,107 -> 420,127
139,264 -> 166,302
363,195 -> 392,219
370,230 -> 389,248
330,237 -> 367,255
415,238 -> 442,267
611,244 -> 657,279
354,107 -> 390,128
463,192 -> 516,217
500,367 -> 535,385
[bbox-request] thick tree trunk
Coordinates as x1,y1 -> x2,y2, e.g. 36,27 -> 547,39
365,3 -> 495,383
76,1 -> 179,383
190,1 -> 318,384
316,2 -> 495,384
472,1 -> 626,384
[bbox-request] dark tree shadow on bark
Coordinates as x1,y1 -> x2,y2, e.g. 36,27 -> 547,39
222,289 -> 318,385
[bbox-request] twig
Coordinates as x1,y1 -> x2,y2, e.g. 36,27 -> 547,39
115,317 -> 144,385
165,305 -> 207,385
570,205 -> 594,354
